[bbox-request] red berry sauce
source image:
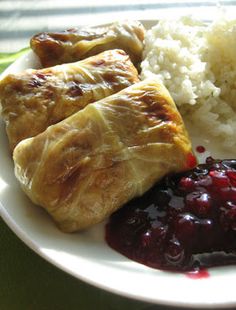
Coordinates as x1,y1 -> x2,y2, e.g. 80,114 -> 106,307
106,158 -> 236,272
186,268 -> 209,279
196,145 -> 206,153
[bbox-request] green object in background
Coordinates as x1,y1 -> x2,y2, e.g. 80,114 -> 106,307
0,50 -> 169,310
0,48 -> 30,72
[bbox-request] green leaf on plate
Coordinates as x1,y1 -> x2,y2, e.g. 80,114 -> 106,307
0,47 -> 30,73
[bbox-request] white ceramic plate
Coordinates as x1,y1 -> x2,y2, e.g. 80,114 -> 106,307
1,20 -> 236,309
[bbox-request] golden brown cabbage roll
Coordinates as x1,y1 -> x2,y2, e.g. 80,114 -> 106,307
0,49 -> 139,150
30,20 -> 145,68
13,79 -> 194,232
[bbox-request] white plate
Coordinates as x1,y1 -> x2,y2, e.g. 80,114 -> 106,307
1,20 -> 236,309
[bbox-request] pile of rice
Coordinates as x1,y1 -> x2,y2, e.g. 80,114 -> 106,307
141,16 -> 236,149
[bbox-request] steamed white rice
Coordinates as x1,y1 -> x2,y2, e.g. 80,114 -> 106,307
141,16 -> 236,149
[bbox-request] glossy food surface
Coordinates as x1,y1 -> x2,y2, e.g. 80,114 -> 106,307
30,20 -> 145,67
106,158 -> 236,271
13,79 -> 193,232
0,49 -> 138,150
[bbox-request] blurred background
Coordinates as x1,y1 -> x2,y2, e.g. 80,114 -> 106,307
2,0 -> 236,52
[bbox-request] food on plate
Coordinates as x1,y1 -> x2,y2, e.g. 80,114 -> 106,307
141,17 -> 236,149
30,20 -> 145,68
106,157 -> 236,272
0,49 -> 139,151
3,17 -> 236,274
13,79 -> 194,233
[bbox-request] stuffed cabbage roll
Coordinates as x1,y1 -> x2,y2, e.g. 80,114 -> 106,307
30,20 -> 145,68
13,79 -> 194,232
0,49 -> 139,150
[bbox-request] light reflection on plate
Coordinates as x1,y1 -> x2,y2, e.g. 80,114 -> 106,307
1,20 -> 236,308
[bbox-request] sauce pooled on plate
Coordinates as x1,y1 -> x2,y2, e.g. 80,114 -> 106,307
106,157 -> 236,272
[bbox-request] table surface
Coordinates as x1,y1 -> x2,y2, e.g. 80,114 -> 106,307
1,1 -> 236,309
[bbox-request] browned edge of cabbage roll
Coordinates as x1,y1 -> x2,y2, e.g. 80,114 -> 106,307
13,78 -> 194,233
30,20 -> 146,68
0,49 -> 139,151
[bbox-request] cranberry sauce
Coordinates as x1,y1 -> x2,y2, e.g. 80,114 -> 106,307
196,145 -> 206,153
106,158 -> 236,272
